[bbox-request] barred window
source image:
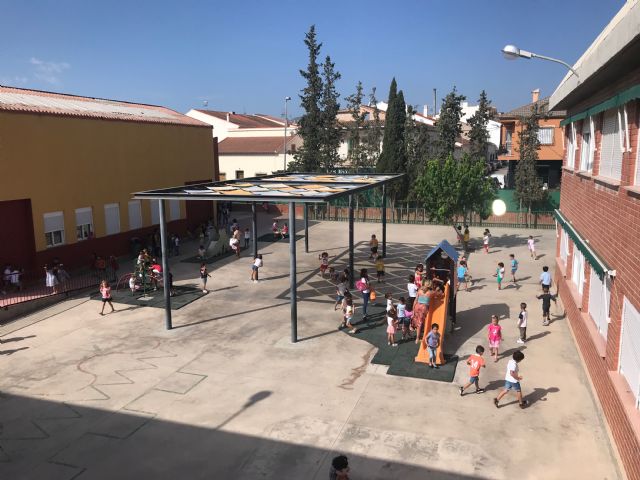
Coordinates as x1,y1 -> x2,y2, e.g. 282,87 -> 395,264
538,127 -> 554,145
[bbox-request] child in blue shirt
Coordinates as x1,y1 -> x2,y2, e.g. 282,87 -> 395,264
509,254 -> 519,284
425,323 -> 441,369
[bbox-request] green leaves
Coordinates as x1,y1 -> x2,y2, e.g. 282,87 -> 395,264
514,104 -> 547,215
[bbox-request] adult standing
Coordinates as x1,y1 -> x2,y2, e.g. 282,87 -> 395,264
358,268 -> 371,320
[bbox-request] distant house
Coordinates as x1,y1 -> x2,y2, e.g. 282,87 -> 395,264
498,90 -> 566,188
186,110 -> 301,180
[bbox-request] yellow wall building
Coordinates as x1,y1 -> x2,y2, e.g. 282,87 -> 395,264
0,86 -> 216,271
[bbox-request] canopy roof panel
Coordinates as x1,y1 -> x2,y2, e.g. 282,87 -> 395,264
133,173 -> 403,203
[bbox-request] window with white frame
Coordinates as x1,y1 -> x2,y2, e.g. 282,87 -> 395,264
599,109 -> 624,180
128,200 -> 142,230
538,127 -> 554,145
588,268 -> 609,340
169,200 -> 181,221
579,117 -> 595,172
150,200 -> 160,225
104,203 -> 121,235
635,110 -> 640,186
75,207 -> 93,241
620,298 -> 640,408
566,123 -> 576,169
560,229 -> 569,265
44,211 -> 65,247
571,248 -> 585,295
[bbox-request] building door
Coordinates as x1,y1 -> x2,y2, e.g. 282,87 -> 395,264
620,297 -> 640,409
0,199 -> 36,270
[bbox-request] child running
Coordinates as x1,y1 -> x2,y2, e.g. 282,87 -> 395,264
319,252 -> 329,277
528,235 -> 536,259
99,280 -> 115,315
509,254 -> 519,284
494,350 -> 528,409
375,255 -> 385,283
369,234 -> 379,259
488,314 -> 502,362
483,229 -> 491,254
425,323 -> 441,368
495,262 -> 505,290
343,295 -> 356,333
536,287 -> 557,326
460,345 -> 486,395
517,302 -> 528,344
334,275 -> 348,310
200,263 -> 211,293
456,261 -> 469,292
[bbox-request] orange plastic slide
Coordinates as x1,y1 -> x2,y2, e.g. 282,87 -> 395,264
414,284 -> 449,366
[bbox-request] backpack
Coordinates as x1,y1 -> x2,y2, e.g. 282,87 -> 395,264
355,280 -> 366,292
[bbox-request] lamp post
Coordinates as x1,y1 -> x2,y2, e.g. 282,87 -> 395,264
283,96 -> 291,172
501,45 -> 579,78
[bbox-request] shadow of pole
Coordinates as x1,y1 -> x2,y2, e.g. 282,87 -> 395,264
215,390 -> 272,429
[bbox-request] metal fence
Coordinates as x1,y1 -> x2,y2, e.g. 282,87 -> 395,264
0,267 -> 118,309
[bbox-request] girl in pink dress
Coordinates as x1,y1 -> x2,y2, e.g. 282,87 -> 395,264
386,306 -> 398,347
414,264 -> 424,289
487,314 -> 502,362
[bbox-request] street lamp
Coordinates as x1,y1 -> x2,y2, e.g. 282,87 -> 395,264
283,96 -> 291,172
501,44 -> 579,78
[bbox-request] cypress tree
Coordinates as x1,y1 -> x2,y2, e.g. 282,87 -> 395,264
436,87 -> 466,159
467,90 -> 492,162
319,55 -> 342,172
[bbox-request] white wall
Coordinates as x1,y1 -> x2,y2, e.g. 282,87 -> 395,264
185,109 -> 237,141
219,154 -> 294,180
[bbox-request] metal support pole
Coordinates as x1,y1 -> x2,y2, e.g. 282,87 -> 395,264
289,202 -> 298,343
251,202 -> 258,258
348,194 -> 354,290
304,203 -> 309,253
158,200 -> 172,330
382,184 -> 387,258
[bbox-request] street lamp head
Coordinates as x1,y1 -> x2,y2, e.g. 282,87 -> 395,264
502,44 -> 520,60
285,96 -> 291,101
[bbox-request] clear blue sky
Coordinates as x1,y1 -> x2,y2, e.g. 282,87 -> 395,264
0,0 -> 625,118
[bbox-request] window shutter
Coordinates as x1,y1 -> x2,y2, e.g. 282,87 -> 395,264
600,109 -> 622,180
620,298 -> 640,408
588,268 -> 608,340
104,203 -> 121,235
75,207 -> 93,226
128,201 -> 142,230
150,201 -> 160,225
44,212 -> 64,233
636,111 -> 640,185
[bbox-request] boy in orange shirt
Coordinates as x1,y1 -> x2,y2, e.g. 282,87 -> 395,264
459,345 -> 486,395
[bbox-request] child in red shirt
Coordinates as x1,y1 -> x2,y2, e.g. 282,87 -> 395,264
460,345 -> 486,395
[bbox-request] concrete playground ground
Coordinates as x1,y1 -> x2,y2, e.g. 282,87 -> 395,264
0,217 -> 622,479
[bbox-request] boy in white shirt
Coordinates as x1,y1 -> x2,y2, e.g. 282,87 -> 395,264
494,350 -> 528,409
517,302 -> 527,344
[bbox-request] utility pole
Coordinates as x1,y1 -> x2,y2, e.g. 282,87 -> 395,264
283,96 -> 291,172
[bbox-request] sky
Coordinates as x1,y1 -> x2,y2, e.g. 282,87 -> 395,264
0,0 -> 626,118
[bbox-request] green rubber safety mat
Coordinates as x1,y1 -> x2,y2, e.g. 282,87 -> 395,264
343,304 -> 458,382
95,284 -> 206,310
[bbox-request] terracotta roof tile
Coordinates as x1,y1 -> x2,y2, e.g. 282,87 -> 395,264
499,97 -> 566,119
218,136 -> 299,154
0,85 -> 209,127
196,110 -> 286,129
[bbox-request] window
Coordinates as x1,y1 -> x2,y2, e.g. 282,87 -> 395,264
635,110 -> 640,186
620,298 -> 640,408
566,123 -> 576,169
255,172 -> 268,177
235,170 -> 244,179
588,269 -> 609,340
169,200 -> 181,221
579,117 -> 595,172
104,203 -> 121,235
218,172 -> 227,181
150,200 -> 160,225
571,248 -> 585,295
44,211 -> 65,247
560,229 -> 569,265
505,129 -> 513,155
75,207 -> 93,241
599,109 -> 623,180
538,127 -> 554,145
128,200 -> 142,230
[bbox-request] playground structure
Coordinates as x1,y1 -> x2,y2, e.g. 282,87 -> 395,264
415,240 -> 458,366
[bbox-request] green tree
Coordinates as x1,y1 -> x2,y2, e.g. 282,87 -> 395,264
344,81 -> 367,173
319,55 -> 342,172
363,87 -> 383,170
467,90 -> 492,162
405,106 -> 432,198
436,87 -> 466,159
514,104 -> 547,225
292,25 -> 323,172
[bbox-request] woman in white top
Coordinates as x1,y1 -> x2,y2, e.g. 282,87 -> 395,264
359,268 -> 371,319
251,254 -> 263,283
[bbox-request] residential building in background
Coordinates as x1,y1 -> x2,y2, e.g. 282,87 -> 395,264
0,86 -> 216,271
498,90 -> 566,188
549,0 -> 640,478
186,110 -> 301,179
460,101 -> 501,166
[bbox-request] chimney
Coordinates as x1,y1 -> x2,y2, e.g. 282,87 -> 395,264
423,104 -> 429,116
226,112 -> 230,122
532,89 -> 540,103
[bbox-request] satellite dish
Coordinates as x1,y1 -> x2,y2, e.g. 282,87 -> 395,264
492,199 -> 507,216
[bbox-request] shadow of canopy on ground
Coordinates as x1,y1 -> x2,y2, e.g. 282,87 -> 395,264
0,392 -> 486,479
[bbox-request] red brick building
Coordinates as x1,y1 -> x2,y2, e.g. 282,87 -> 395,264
549,1 -> 640,478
